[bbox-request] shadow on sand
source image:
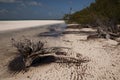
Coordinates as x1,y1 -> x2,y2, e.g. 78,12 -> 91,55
31,55 -> 56,67
38,25 -> 65,37
38,30 -> 96,38
8,54 -> 90,72
62,31 -> 96,35
8,55 -> 56,72
39,31 -> 63,37
8,56 -> 26,72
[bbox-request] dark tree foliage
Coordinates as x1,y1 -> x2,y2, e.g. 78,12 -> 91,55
64,0 -> 120,24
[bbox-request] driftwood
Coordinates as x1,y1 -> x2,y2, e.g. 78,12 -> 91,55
97,19 -> 120,39
11,38 -> 54,68
9,38 -> 90,72
87,18 -> 120,40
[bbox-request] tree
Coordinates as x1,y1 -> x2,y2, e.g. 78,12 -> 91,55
64,0 -> 120,24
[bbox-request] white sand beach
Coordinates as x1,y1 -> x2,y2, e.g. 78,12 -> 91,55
0,21 -> 120,80
0,20 -> 65,31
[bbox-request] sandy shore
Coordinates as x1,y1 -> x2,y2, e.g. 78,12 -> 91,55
0,20 -> 64,31
0,22 -> 120,80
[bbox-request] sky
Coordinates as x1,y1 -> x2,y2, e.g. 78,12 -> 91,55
0,0 -> 95,20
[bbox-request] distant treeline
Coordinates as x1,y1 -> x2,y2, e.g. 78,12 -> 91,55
63,0 -> 120,25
